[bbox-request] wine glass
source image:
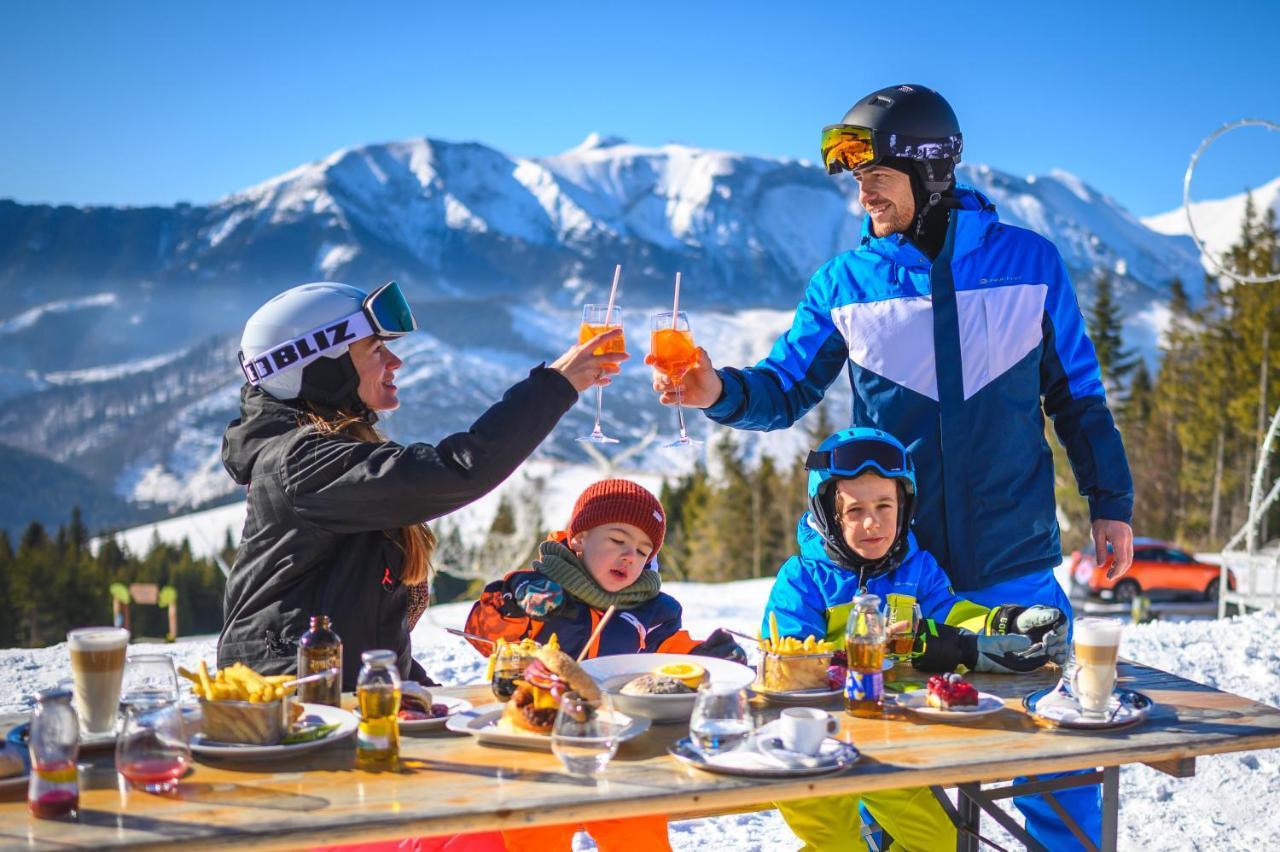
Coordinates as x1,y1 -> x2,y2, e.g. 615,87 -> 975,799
115,698 -> 190,795
121,654 -> 180,705
576,304 -> 624,444
650,311 -> 702,448
689,682 -> 752,755
550,691 -> 620,776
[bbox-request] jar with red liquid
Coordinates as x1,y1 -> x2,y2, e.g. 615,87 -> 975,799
28,686 -> 79,819
115,697 -> 190,794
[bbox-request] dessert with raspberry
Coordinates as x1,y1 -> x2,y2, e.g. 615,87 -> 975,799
926,673 -> 979,710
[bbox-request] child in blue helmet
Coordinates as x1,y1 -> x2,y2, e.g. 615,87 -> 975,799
767,427 -> 1069,852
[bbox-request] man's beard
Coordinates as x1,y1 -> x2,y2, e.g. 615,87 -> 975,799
871,205 -> 915,237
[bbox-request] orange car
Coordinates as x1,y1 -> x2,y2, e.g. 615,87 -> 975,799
1089,540 -> 1234,602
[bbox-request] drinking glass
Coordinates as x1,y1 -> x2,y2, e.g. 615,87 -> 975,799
689,682 -> 752,755
490,643 -> 529,703
550,691 -> 620,776
115,698 -> 190,794
650,311 -> 702,448
121,654 -> 180,705
881,601 -> 922,661
576,304 -> 624,444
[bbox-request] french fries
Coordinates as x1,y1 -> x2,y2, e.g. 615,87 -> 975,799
757,634 -> 838,655
178,662 -> 298,703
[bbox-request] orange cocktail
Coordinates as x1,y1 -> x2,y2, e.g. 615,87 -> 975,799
579,323 -> 626,355
649,327 -> 696,383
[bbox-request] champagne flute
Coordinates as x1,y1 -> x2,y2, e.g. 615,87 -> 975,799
576,303 -> 624,444
650,310 -> 702,448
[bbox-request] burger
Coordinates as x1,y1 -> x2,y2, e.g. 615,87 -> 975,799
498,645 -> 601,735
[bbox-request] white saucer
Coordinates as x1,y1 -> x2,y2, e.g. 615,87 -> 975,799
1024,684 -> 1153,729
898,689 -> 1005,719
670,720 -> 860,778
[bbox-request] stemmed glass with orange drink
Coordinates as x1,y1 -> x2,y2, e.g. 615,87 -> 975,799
649,309 -> 702,448
576,303 -> 625,444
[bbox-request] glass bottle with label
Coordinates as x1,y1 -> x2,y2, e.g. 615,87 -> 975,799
844,593 -> 887,718
28,686 -> 79,819
297,615 -> 342,706
356,650 -> 401,771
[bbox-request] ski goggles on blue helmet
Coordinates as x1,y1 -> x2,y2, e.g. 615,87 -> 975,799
806,428 -> 916,496
820,124 -> 964,176
239,281 -> 417,387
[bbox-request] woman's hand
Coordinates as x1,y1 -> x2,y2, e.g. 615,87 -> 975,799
645,346 -> 723,408
550,328 -> 628,393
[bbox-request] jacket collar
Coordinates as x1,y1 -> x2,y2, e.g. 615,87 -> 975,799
857,186 -> 998,268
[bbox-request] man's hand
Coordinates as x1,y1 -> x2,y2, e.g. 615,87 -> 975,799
646,347 -> 723,409
1095,519 -> 1135,580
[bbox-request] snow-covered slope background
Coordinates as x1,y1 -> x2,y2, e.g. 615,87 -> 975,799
0,133 -> 1273,533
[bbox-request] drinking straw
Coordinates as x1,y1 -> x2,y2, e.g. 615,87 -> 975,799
578,605 -> 618,662
672,271 -> 682,321
605,264 -> 622,323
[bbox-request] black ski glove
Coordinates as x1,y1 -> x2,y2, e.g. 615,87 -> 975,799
689,628 -> 748,665
912,619 -> 1050,674
987,605 -> 1069,666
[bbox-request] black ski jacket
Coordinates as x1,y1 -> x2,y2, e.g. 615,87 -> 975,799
217,366 -> 578,690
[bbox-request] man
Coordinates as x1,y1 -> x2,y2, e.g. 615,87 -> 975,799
650,84 -> 1134,851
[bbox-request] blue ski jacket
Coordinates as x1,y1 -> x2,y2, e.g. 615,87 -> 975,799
763,518 -> 993,642
708,187 -> 1133,591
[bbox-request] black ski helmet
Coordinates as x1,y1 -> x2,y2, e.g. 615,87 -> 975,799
827,83 -> 963,193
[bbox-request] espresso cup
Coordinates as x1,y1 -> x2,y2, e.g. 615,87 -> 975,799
779,707 -> 839,755
1071,617 -> 1122,717
67,626 -> 130,735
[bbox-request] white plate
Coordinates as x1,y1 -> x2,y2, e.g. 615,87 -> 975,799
670,720 -> 860,778
898,689 -> 1005,719
190,703 -> 356,759
0,743 -> 27,792
444,703 -> 651,751
358,695 -> 473,731
580,654 -> 755,723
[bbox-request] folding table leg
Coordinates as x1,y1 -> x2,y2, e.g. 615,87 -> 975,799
956,784 -> 982,852
1101,766 -> 1119,852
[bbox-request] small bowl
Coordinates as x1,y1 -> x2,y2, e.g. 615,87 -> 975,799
579,653 -> 755,723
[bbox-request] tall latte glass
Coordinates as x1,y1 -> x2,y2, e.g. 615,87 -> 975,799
1071,617 -> 1122,717
67,627 -> 130,735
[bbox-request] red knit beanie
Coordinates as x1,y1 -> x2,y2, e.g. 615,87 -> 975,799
567,479 -> 666,565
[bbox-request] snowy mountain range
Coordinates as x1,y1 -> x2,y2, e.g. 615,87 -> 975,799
0,133 -> 1260,533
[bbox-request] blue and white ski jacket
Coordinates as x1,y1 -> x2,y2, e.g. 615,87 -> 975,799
708,187 -> 1133,592
764,520 -> 992,642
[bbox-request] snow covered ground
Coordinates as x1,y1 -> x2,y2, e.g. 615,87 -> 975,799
3,580 -> 1278,850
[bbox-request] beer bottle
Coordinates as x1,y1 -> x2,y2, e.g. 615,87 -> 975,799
844,593 -> 887,717
297,615 -> 342,706
356,650 -> 401,771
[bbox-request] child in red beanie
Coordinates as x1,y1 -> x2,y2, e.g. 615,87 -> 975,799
465,478 -> 744,852
465,478 -> 743,662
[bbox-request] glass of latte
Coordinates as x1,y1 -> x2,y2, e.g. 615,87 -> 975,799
67,627 -> 130,736
1071,618 -> 1122,717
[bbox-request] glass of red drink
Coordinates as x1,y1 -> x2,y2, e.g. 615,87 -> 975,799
115,699 -> 190,795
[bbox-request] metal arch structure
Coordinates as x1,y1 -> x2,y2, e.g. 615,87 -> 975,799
1187,118 -> 1280,616
1182,118 -> 1280,286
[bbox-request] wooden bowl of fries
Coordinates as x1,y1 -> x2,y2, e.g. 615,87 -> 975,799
179,662 -> 304,745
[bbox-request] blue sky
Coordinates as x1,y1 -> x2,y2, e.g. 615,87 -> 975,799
2,1 -> 1276,217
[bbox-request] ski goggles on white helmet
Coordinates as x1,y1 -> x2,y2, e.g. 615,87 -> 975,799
820,124 -> 964,175
239,281 -> 418,386
806,434 -> 911,481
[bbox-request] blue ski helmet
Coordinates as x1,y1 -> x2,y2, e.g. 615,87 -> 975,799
806,427 -> 917,578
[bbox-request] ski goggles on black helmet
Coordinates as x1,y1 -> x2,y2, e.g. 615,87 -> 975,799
806,436 -> 912,483
820,124 -> 964,176
239,281 -> 417,386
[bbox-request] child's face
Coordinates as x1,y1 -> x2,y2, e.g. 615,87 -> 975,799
834,473 -> 899,561
572,523 -> 655,593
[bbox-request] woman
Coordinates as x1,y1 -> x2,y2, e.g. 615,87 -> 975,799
217,280 -> 625,689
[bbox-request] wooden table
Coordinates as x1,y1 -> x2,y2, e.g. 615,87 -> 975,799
3,660 -> 1279,851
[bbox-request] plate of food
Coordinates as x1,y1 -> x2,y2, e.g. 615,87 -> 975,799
357,684 -> 472,732
581,653 -> 755,723
749,636 -> 889,704
897,674 -> 1004,719
0,742 -> 28,792
446,645 -> 650,748
191,701 -> 356,759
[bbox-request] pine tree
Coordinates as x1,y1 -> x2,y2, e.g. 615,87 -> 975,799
1087,271 -> 1137,397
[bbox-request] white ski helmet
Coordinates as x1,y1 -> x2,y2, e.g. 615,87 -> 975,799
238,281 -> 417,407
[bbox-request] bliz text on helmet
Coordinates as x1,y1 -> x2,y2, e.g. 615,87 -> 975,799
240,317 -> 363,385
